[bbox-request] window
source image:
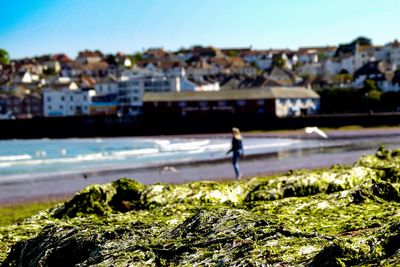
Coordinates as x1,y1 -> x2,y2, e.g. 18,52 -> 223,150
218,101 -> 227,107
60,105 -> 63,109
70,106 -> 73,111
236,100 -> 246,106
179,101 -> 187,107
70,96 -> 73,101
83,96 -> 87,101
47,97 -> 51,102
61,96 -> 65,101
199,101 -> 208,107
133,97 -> 139,102
48,105 -> 52,110
257,100 -> 265,105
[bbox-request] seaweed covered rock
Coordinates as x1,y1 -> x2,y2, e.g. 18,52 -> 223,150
245,166 -> 376,203
53,184 -> 115,219
3,225 -> 99,267
2,148 -> 400,266
357,146 -> 400,182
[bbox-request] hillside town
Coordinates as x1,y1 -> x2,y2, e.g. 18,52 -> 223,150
0,36 -> 400,119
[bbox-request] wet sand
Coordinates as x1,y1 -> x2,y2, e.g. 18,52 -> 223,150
1,127 -> 399,205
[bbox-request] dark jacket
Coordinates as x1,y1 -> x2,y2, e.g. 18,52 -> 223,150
227,137 -> 243,154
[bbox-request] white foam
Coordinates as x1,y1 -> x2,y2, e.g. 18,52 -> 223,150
158,140 -> 210,152
112,148 -> 159,156
0,154 -> 32,161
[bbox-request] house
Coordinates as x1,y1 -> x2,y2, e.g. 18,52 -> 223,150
0,94 -> 8,115
90,93 -> 118,115
265,66 -> 301,86
384,40 -> 400,68
143,87 -> 319,118
298,63 -> 322,76
354,45 -> 375,71
297,46 -> 337,64
180,77 -> 220,92
190,46 -> 224,58
353,60 -> 394,90
391,70 -> 400,91
21,93 -> 42,117
81,61 -> 109,78
242,50 -> 274,70
94,76 -> 119,95
322,58 -> 342,75
116,78 -> 143,115
6,94 -> 23,117
143,48 -> 172,60
60,61 -> 84,78
186,58 -> 219,78
42,85 -> 94,117
76,50 -> 103,65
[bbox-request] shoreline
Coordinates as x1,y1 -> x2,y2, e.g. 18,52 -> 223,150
1,126 -> 400,206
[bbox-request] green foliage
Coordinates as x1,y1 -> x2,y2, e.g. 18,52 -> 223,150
225,50 -> 239,57
105,54 -> 117,65
352,36 -> 372,46
272,55 -> 286,68
0,49 -> 10,65
0,200 -> 63,227
128,52 -> 143,64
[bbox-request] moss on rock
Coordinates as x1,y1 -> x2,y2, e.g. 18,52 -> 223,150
1,147 -> 400,266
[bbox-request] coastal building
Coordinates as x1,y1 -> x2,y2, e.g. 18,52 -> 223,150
21,93 -> 42,117
43,88 -> 94,117
143,87 -> 319,118
353,60 -> 394,90
6,94 -> 23,117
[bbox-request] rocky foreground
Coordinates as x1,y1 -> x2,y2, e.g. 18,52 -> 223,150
1,147 -> 400,266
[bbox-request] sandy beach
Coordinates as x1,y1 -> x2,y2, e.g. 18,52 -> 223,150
1,127 -> 400,205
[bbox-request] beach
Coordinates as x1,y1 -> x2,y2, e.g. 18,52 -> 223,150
1,127 -> 400,205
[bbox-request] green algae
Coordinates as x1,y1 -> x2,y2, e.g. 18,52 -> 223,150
1,147 -> 400,266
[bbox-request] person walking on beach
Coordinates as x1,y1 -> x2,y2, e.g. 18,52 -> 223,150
227,127 -> 244,179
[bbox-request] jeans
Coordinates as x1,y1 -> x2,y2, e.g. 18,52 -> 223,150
232,149 -> 243,179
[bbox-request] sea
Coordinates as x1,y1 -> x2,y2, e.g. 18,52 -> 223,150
0,136 -> 337,182
1,134 -> 399,184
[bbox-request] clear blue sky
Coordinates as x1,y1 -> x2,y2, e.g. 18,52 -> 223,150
1,0 -> 399,59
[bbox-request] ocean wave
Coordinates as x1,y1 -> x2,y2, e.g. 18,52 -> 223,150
158,140 -> 211,152
0,154 -> 32,161
112,148 -> 160,156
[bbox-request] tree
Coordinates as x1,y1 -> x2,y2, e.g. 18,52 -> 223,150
0,49 -> 10,65
128,52 -> 143,64
105,54 -> 117,65
225,50 -> 239,57
272,55 -> 286,68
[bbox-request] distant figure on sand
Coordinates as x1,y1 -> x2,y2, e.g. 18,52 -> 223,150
226,127 -> 244,179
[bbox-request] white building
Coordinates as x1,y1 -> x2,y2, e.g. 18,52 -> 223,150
116,78 -> 143,115
243,51 -> 273,70
386,40 -> 400,68
180,78 -> 220,92
94,76 -> 119,95
298,63 -> 322,76
322,58 -> 342,75
43,88 -> 94,117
